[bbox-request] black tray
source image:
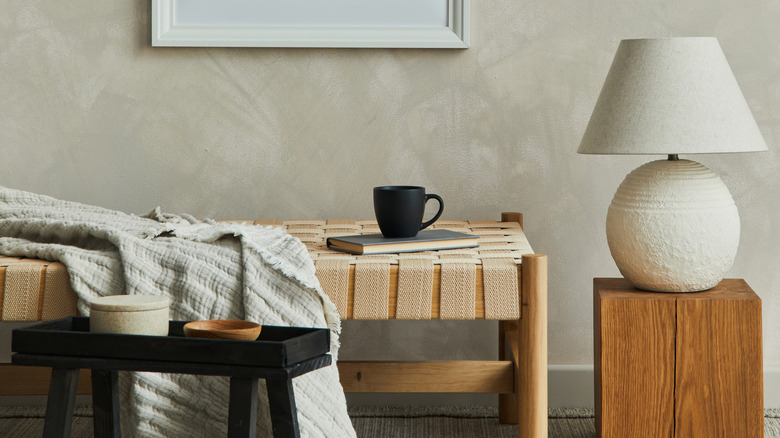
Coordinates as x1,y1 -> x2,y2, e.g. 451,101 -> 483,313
12,317 -> 329,368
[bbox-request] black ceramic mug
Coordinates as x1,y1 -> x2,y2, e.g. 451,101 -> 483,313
373,186 -> 444,238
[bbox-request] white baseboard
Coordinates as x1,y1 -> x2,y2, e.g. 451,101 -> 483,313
548,365 -> 595,408
766,367 -> 780,409
549,364 -> 780,409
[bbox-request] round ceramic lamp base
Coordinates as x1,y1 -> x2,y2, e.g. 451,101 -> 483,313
606,159 -> 740,292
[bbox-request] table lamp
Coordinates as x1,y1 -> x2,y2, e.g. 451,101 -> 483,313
578,38 -> 767,292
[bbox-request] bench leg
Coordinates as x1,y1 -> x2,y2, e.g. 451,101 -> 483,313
44,367 -> 79,438
91,369 -> 120,438
266,378 -> 300,438
228,377 -> 258,437
518,254 -> 548,438
498,320 -> 519,424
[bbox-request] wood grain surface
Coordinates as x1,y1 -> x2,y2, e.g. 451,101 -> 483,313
595,282 -> 676,438
675,290 -> 763,437
595,278 -> 763,438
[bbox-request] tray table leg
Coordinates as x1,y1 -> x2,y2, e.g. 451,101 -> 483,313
228,376 -> 258,437
91,369 -> 120,438
266,378 -> 300,438
43,367 -> 79,438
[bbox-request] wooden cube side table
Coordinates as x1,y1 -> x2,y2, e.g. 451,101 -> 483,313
594,278 -> 763,438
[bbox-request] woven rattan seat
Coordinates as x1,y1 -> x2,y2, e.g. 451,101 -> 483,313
0,220 -> 532,322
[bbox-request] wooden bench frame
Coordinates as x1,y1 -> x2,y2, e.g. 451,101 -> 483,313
0,212 -> 547,438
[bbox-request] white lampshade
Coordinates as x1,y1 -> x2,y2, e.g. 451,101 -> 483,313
578,38 -> 768,292
579,38 -> 767,155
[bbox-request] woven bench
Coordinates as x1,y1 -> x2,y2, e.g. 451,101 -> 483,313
0,212 -> 548,438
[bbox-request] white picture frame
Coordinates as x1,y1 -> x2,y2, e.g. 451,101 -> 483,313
151,0 -> 469,49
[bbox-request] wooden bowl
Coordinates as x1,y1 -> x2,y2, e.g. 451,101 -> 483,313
183,319 -> 262,341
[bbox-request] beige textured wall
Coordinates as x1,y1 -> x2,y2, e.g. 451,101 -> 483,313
2,1 -> 778,404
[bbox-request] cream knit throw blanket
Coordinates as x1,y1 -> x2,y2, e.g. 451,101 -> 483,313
0,187 -> 356,438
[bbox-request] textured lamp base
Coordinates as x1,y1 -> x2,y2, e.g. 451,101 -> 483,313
606,159 -> 739,292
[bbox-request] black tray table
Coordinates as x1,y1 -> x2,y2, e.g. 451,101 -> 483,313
11,317 -> 332,438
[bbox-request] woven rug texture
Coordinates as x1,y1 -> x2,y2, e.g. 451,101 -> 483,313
1,405 -> 778,437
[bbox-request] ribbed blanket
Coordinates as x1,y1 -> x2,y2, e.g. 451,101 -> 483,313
0,187 -> 356,437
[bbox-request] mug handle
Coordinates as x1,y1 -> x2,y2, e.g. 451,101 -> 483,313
420,194 -> 444,231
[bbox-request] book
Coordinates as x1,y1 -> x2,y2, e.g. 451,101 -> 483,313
326,229 -> 478,255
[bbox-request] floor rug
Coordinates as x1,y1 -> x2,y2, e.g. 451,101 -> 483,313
0,405 -> 777,437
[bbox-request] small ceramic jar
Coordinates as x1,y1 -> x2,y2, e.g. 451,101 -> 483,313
90,295 -> 170,336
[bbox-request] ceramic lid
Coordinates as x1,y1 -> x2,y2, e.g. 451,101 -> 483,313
90,295 -> 169,312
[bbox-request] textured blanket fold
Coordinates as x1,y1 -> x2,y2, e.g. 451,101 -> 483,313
0,187 -> 356,438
